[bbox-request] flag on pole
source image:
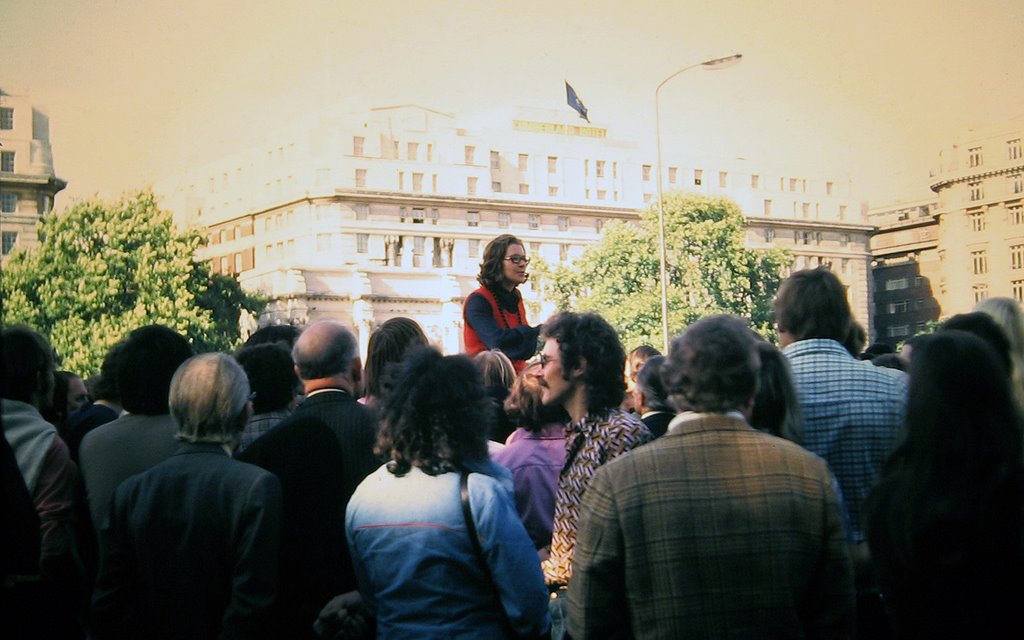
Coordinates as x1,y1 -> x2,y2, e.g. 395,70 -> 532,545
565,81 -> 589,123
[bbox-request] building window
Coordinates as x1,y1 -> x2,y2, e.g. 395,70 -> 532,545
972,250 -> 988,275
548,186 -> 558,197
467,177 -> 478,195
518,153 -> 528,171
356,234 -> 369,253
789,178 -> 798,192
464,146 -> 475,164
889,300 -> 908,314
974,284 -> 989,303
529,214 -> 540,229
826,181 -> 834,196
595,219 -> 604,233
352,136 -> 365,156
1,192 -> 16,213
584,159 -> 589,176
596,160 -> 606,178
643,193 -> 652,203
889,325 -> 910,338
1010,139 -> 1023,161
430,208 -> 439,224
642,165 -> 652,181
968,146 -> 983,167
969,181 -> 984,201
612,162 -> 618,179
411,208 -> 425,224
667,166 -> 677,184
719,171 -> 728,188
1014,280 -> 1024,303
354,203 -> 369,220
399,207 -> 407,222
970,210 -> 986,232
498,212 -> 510,229
1011,174 -> 1023,195
1012,244 -> 1024,270
802,202 -> 810,218
0,108 -> 13,130
557,216 -> 570,232
413,235 -> 425,257
839,205 -> 847,220
597,190 -> 606,200
2,231 -> 17,255
885,277 -> 909,291
763,228 -> 775,242
547,156 -> 558,174
354,168 -> 367,188
763,199 -> 772,216
1012,205 -> 1024,225
407,142 -> 418,161
490,150 -> 500,170
492,181 -> 501,193
397,171 -> 405,190
412,173 -> 423,193
1,151 -> 14,172
840,233 -> 850,247
751,174 -> 760,189
467,211 -> 480,227
694,169 -> 703,185
559,244 -> 569,261
468,238 -> 480,257
519,183 -> 529,195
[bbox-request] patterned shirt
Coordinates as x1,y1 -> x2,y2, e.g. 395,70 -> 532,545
542,408 -> 652,585
237,410 -> 291,454
784,339 -> 908,542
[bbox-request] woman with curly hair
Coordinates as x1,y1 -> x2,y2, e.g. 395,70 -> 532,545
864,331 -> 1024,638
345,347 -> 550,639
463,234 -> 540,372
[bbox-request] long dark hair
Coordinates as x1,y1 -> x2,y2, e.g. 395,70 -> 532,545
375,347 -> 491,476
477,234 -> 524,290
867,331 -> 1024,565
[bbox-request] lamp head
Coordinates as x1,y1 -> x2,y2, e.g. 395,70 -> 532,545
701,54 -> 743,71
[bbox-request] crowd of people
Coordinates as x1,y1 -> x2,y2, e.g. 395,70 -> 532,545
4,235 -> 1024,639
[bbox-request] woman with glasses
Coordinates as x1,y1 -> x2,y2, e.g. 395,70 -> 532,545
463,234 -> 540,372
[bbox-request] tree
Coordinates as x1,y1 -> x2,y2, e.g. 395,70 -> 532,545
1,190 -> 263,375
534,192 -> 789,348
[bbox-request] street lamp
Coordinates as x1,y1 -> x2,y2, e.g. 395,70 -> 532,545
655,53 -> 743,352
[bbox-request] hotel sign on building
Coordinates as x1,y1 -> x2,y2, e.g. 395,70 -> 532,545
156,104 -> 870,355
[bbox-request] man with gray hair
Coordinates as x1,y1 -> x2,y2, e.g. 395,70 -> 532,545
92,353 -> 282,640
238,320 -> 376,639
568,315 -> 854,639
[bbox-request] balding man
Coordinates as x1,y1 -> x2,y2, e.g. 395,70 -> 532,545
238,320 -> 376,639
91,354 -> 281,640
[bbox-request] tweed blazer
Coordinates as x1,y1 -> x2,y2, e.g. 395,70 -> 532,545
567,413 -> 854,640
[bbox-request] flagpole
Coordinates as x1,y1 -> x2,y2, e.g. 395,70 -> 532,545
654,54 -> 742,352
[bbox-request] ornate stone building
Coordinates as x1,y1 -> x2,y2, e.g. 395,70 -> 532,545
157,104 -> 870,353
0,88 -> 66,264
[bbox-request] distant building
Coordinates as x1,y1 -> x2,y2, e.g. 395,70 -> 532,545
157,105 -> 870,353
930,121 -> 1024,312
0,89 -> 67,264
868,199 -> 940,344
867,119 -> 1024,345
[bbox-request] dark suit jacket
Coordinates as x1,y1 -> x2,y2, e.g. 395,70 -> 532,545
92,443 -> 281,640
641,410 -> 674,438
237,415 -> 349,639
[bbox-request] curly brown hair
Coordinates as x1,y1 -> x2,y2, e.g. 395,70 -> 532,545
477,234 -> 525,290
375,347 -> 491,476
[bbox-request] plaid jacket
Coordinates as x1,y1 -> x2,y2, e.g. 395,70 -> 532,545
567,413 -> 855,640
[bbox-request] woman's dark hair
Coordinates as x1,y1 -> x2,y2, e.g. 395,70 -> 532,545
234,343 -> 298,414
504,367 -> 569,432
244,324 -> 301,349
43,370 -> 75,428
117,325 -> 194,415
376,347 -> 490,476
634,355 -> 672,413
749,342 -> 803,444
364,318 -> 429,401
92,341 -> 125,402
541,312 -> 627,413
866,331 -> 1024,568
477,234 -> 524,290
940,312 -> 1012,375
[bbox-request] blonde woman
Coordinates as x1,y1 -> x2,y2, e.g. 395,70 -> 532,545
975,296 -> 1024,411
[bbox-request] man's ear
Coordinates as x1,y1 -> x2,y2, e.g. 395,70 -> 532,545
350,356 -> 363,383
570,356 -> 587,380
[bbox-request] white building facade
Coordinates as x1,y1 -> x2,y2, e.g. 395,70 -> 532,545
158,105 -> 871,353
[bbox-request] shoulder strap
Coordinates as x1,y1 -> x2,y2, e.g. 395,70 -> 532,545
460,471 -> 485,560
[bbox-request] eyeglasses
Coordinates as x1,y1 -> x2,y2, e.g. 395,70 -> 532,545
504,255 -> 530,266
539,353 -> 558,368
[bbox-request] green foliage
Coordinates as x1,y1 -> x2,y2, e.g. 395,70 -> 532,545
0,190 -> 263,375
545,192 -> 789,348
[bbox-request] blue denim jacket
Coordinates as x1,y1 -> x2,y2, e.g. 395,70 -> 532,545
346,458 -> 551,639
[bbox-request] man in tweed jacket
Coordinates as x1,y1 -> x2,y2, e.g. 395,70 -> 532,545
567,315 -> 854,639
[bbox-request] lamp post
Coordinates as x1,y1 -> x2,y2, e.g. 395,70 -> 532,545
655,53 -> 743,352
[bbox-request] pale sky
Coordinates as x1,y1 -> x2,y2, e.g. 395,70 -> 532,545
3,0 -> 1022,209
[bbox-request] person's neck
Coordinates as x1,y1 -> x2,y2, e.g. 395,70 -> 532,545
565,387 -> 589,424
94,399 -> 123,413
304,377 -> 354,395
